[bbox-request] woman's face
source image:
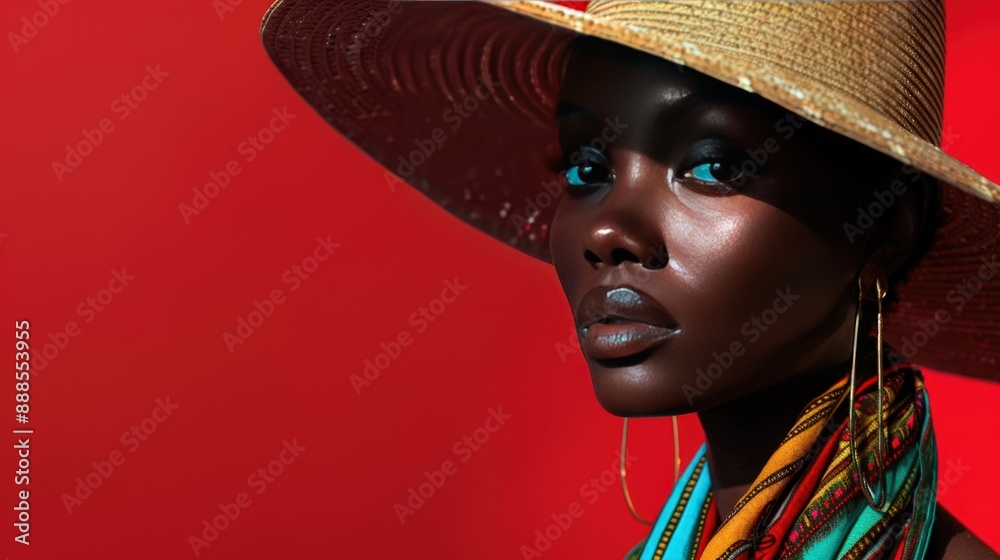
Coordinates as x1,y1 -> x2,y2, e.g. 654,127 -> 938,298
549,38 -> 904,416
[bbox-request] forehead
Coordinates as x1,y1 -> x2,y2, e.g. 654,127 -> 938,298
558,36 -> 781,124
555,36 -> 882,162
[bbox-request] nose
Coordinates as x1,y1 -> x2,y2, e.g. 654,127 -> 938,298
583,158 -> 669,270
585,224 -> 668,270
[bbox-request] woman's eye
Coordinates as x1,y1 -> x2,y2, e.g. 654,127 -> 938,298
564,163 -> 611,187
683,162 -> 745,186
560,146 -> 614,191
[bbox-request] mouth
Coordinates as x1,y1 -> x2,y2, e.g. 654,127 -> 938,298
576,285 -> 680,362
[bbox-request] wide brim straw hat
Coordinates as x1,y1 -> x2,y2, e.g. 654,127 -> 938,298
259,0 -> 1000,381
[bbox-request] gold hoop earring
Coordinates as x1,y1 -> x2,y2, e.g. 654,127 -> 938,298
849,273 -> 889,512
619,416 -> 681,525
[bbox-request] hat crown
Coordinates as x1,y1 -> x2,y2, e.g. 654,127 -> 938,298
584,0 -> 946,144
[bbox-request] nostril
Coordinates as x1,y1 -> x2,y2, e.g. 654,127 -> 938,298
610,247 -> 639,265
584,245 -> 667,268
644,243 -> 668,270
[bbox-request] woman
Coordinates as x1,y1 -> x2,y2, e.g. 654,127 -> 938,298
259,1 -> 1000,558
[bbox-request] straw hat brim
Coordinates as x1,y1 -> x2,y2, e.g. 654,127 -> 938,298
259,0 -> 1000,381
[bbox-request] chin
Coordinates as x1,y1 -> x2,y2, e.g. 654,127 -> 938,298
587,361 -> 698,417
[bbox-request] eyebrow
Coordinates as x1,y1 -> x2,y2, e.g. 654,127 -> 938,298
555,92 -> 702,129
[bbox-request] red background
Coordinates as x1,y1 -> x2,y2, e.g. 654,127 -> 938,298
3,1 -> 999,558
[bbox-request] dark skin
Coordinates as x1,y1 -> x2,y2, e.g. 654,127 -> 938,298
549,37 -> 998,559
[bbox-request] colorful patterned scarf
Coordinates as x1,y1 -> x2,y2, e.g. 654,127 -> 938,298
625,352 -> 937,560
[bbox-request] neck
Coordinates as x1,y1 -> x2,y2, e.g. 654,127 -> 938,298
696,359 -> 850,520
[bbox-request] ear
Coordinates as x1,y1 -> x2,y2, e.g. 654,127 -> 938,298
860,170 -> 935,280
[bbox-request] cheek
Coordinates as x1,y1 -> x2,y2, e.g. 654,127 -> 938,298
667,196 -> 860,374
550,201 -> 579,294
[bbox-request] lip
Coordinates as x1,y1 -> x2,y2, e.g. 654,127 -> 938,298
576,285 -> 680,361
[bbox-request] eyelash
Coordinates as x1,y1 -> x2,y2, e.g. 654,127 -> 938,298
555,146 -> 748,194
557,146 -> 615,191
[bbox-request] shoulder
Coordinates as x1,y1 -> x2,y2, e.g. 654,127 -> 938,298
925,502 -> 999,560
